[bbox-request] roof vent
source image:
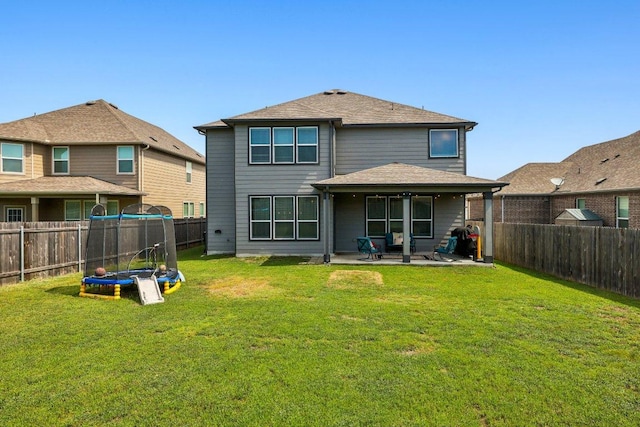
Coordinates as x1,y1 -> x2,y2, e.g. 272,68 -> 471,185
336,90 -> 347,95
86,101 -> 96,106
172,144 -> 181,150
614,154 -> 620,158
108,103 -> 119,109
595,177 -> 607,185
324,90 -> 335,95
149,136 -> 158,142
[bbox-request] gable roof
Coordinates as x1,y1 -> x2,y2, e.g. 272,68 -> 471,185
0,176 -> 145,196
313,163 -> 507,192
495,130 -> 640,196
495,162 -> 575,195
196,90 -> 476,129
0,100 -> 205,164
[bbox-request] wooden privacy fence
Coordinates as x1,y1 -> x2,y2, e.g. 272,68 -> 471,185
0,218 -> 205,285
493,223 -> 640,299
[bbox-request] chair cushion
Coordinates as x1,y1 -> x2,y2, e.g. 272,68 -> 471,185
392,232 -> 403,245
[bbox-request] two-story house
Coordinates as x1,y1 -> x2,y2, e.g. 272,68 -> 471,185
468,130 -> 640,228
0,99 -> 205,221
196,90 -> 506,263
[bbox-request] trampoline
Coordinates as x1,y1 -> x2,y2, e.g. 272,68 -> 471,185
80,203 -> 184,301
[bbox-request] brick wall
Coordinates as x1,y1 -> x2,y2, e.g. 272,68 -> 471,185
552,191 -> 640,228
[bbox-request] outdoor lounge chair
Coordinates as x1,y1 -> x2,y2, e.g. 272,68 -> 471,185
433,236 -> 457,261
357,237 -> 382,260
384,232 -> 416,253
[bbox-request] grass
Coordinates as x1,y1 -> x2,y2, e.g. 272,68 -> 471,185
1,246 -> 639,426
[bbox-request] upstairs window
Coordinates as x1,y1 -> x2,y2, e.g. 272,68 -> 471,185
53,146 -> 69,174
617,196 -> 629,228
1,142 -> 24,174
117,146 -> 134,174
576,198 -> 586,209
429,129 -> 459,158
249,126 -> 319,165
186,161 -> 192,183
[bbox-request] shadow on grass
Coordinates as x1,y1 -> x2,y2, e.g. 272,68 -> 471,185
258,256 -> 313,267
46,284 -> 142,303
498,261 -> 640,309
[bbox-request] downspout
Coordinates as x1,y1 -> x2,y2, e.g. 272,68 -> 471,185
501,195 -> 505,223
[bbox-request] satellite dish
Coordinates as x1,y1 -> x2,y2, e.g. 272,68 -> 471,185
550,178 -> 564,186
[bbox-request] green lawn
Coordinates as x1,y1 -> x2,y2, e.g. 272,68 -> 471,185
1,247 -> 639,426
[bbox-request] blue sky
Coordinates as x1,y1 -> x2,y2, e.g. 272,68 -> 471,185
1,0 -> 638,179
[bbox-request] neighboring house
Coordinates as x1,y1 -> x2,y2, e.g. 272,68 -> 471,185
0,100 -> 205,221
196,89 -> 506,263
468,130 -> 640,228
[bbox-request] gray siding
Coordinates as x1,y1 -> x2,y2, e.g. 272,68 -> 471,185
332,193 -> 465,253
234,123 -> 332,256
335,127 -> 466,175
206,128 -> 236,254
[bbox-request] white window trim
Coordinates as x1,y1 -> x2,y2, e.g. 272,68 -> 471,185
6,206 -> 25,222
186,161 -> 192,183
249,127 -> 272,164
183,201 -> 195,218
249,195 -> 320,241
296,126 -> 319,164
388,197 -> 404,233
411,196 -> 434,238
52,146 -> 70,175
273,196 -> 295,240
366,196 -> 387,237
199,202 -> 205,218
616,196 -> 629,228
249,126 -> 319,165
429,129 -> 459,158
1,142 -> 25,174
117,145 -> 135,175
273,127 -> 295,164
107,200 -> 120,216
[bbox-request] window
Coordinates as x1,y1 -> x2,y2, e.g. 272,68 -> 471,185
6,207 -> 23,222
107,201 -> 119,215
297,127 -> 318,163
53,146 -> 69,174
249,128 -> 271,164
576,198 -> 586,209
65,201 -> 82,221
273,128 -> 294,163
83,200 -> 96,220
1,142 -> 24,173
250,197 -> 271,239
183,202 -> 195,218
117,146 -> 134,174
250,195 -> 319,240
617,196 -> 629,228
429,129 -> 458,158
366,195 -> 433,238
249,126 -> 319,164
199,202 -> 205,217
412,196 -> 433,237
186,161 -> 192,183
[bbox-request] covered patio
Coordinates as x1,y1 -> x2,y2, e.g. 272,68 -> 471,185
313,163 -> 508,264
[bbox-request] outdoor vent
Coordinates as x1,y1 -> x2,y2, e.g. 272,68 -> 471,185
595,177 -> 607,185
600,158 -> 609,163
614,154 -> 620,158
324,90 -> 335,95
109,103 -> 119,109
336,90 -> 347,95
86,101 -> 96,106
149,136 -> 158,142
172,144 -> 181,150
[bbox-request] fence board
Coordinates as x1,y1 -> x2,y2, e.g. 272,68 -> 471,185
0,218 -> 205,285
493,223 -> 640,299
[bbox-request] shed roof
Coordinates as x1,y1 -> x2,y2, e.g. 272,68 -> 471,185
556,209 -> 603,221
0,100 -> 205,164
196,90 -> 476,129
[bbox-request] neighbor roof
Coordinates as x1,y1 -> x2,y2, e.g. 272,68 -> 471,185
0,100 -> 205,164
0,176 -> 146,196
196,90 -> 476,129
313,163 -> 507,192
495,130 -> 640,196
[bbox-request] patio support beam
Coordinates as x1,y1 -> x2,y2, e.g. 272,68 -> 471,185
323,189 -> 331,263
402,192 -> 411,263
483,191 -> 494,263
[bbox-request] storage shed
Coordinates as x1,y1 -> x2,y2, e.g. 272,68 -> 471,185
554,209 -> 603,226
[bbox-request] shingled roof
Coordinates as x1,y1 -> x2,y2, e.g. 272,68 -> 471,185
495,130 -> 640,196
0,176 -> 145,196
0,100 -> 204,164
313,163 -> 507,191
196,89 -> 476,129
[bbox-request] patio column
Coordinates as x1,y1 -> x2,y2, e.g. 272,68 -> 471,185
30,197 -> 39,222
323,190 -> 330,263
402,192 -> 411,263
483,191 -> 494,263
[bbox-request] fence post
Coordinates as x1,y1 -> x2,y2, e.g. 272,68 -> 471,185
78,223 -> 82,272
20,226 -> 25,282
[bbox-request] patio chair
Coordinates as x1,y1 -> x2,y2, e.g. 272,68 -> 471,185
433,236 -> 457,261
357,237 -> 382,261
